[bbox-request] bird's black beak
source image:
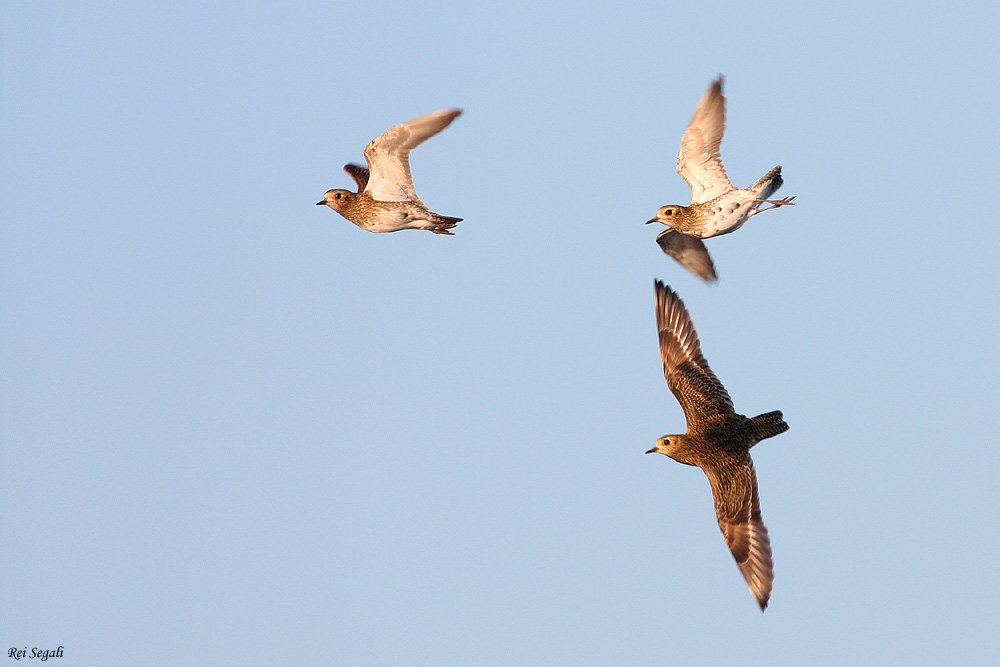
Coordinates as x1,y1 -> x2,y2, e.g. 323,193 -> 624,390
316,201 -> 326,206
645,218 -> 657,225
645,447 -> 657,454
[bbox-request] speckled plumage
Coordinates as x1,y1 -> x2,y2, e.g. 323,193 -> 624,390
648,77 -> 795,282
317,109 -> 463,234
647,280 -> 789,611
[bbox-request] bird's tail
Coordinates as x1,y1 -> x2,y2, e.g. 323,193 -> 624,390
750,410 -> 789,442
751,166 -> 783,200
427,213 -> 462,235
430,213 -> 463,225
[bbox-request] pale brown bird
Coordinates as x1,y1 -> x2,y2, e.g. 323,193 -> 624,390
317,109 -> 463,234
647,280 -> 789,610
647,77 -> 795,281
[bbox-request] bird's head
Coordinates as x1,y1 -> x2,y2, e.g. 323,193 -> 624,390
317,189 -> 353,211
646,435 -> 685,457
646,205 -> 686,226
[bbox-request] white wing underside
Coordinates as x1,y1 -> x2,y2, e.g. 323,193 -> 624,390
677,77 -> 734,205
363,109 -> 462,205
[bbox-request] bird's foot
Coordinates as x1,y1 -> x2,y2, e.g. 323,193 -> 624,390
755,196 -> 796,212
431,227 -> 455,235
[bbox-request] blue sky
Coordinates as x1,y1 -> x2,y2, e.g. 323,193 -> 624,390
4,1 -> 1000,664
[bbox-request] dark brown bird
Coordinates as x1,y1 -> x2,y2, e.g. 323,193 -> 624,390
647,280 -> 788,610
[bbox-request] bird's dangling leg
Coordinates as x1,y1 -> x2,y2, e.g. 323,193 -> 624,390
754,196 -> 796,212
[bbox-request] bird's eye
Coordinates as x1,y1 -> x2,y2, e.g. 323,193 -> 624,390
334,193 -> 342,199
664,209 -> 672,215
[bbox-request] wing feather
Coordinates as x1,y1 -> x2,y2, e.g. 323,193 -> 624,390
363,109 -> 462,204
654,281 -> 734,428
704,459 -> 774,610
655,230 -> 718,282
343,163 -> 370,192
676,77 -> 733,204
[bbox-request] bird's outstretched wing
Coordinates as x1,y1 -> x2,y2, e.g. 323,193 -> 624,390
676,77 -> 733,204
363,109 -> 462,204
654,280 -> 734,427
343,163 -> 370,192
704,458 -> 774,611
656,230 -> 718,282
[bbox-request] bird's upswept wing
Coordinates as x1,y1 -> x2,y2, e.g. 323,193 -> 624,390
704,459 -> 774,611
343,163 -> 370,192
363,109 -> 462,204
676,77 -> 733,204
654,281 -> 734,427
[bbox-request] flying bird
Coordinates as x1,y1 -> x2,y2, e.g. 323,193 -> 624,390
647,77 -> 795,281
647,280 -> 789,610
317,109 -> 463,234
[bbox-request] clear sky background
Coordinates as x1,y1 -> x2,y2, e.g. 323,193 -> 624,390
4,1 -> 1000,664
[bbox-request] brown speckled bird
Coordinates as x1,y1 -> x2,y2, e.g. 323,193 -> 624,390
647,280 -> 789,611
317,109 -> 463,234
647,77 -> 795,282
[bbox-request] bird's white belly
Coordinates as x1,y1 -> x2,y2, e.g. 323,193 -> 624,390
700,193 -> 759,237
368,206 -> 435,233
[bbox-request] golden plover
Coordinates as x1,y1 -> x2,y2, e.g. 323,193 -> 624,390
647,77 -> 794,281
317,109 -> 463,234
647,280 -> 789,610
